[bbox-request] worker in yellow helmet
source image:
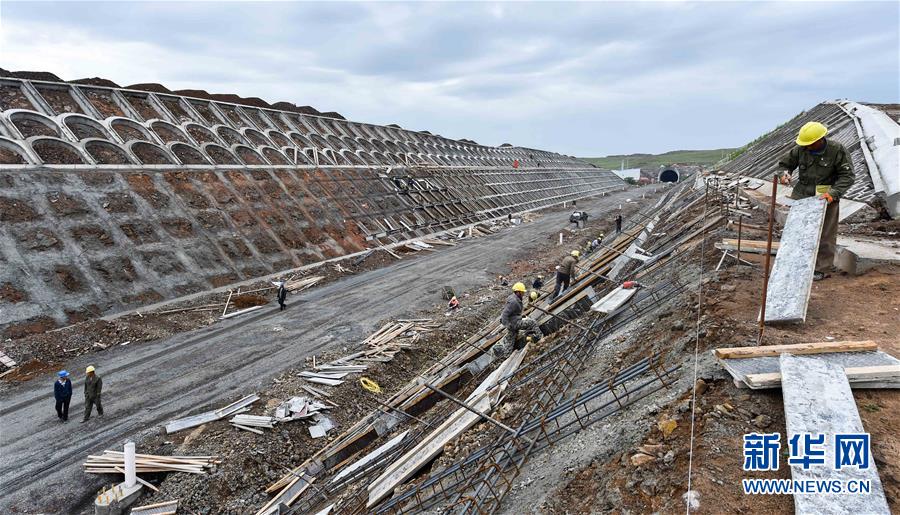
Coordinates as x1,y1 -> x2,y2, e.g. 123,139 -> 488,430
81,365 -> 103,423
494,282 -> 542,358
777,121 -> 855,280
552,250 -> 581,299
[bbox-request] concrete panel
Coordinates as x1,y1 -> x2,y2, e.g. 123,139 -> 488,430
780,354 -> 890,515
764,196 -> 826,323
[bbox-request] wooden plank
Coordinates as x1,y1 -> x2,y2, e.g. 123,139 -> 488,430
232,423 -> 265,434
219,305 -> 264,319
780,355 -> 890,515
763,196 -> 827,323
131,499 -> 178,511
715,243 -> 776,255
303,377 -> 343,387
746,365 -> 900,388
714,340 -> 877,360
367,345 -> 529,507
332,430 -> 409,484
721,238 -> 780,249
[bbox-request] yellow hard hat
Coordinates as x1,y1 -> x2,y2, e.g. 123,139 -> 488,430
796,122 -> 827,146
571,250 -> 581,257
529,291 -> 539,301
512,282 -> 527,293
86,365 -> 95,373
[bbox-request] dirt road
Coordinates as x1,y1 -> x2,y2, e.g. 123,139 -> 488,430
0,186 -> 660,512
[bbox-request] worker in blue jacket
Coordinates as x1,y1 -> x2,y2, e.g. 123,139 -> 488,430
54,370 -> 72,422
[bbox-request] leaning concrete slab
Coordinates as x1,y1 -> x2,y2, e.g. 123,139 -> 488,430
780,354 -> 891,515
763,196 -> 827,323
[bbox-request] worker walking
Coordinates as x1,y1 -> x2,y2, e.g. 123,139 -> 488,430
81,365 -> 103,423
54,370 -> 72,422
615,214 -> 623,234
275,281 -> 288,310
552,250 -> 580,299
778,121 -> 855,280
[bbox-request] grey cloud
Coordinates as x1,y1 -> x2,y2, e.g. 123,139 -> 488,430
1,1 -> 897,156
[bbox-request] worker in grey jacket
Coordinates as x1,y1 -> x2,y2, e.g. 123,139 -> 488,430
552,250 -> 580,299
81,365 -> 103,422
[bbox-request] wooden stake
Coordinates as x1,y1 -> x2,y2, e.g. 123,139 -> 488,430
758,176 -> 778,344
222,290 -> 233,317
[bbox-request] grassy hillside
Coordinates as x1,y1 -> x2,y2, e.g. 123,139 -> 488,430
581,148 -> 736,170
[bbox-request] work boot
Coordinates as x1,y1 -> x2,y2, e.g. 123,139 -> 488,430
813,272 -> 831,281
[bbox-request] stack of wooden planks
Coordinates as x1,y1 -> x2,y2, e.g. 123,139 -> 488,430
295,320 -> 442,391
714,340 -> 900,389
715,238 -> 780,255
83,451 -> 219,475
0,349 -> 17,377
284,276 -> 324,293
231,414 -> 275,433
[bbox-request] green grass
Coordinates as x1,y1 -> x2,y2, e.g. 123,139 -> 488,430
581,148 -> 736,170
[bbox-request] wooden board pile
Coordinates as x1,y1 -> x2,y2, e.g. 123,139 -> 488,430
298,320 -> 441,389
83,451 -> 219,475
229,396 -> 335,436
0,349 -> 17,377
284,275 -> 324,293
715,340 -> 900,389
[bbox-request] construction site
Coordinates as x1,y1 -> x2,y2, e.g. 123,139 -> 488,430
0,67 -> 898,515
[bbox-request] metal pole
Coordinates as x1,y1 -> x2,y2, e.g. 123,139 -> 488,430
372,397 -> 435,429
736,214 -> 743,267
758,176 -> 778,343
529,304 -> 593,333
421,382 -> 530,443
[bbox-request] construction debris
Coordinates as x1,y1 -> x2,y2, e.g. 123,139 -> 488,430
164,394 -> 259,434
83,451 -> 219,475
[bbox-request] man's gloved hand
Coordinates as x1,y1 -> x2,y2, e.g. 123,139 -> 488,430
819,191 -> 834,204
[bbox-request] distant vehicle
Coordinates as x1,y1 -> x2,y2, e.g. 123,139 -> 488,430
569,211 -> 589,224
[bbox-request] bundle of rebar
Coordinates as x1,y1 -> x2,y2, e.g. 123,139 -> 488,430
83,450 -> 219,475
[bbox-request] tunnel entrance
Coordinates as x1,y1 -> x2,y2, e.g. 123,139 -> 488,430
658,168 -> 679,183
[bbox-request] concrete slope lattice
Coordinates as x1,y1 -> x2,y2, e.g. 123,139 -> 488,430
0,76 -> 625,338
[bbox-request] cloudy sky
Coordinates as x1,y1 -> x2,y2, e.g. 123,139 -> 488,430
1,1 -> 897,156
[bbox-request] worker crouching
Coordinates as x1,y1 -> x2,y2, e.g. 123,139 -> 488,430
494,283 -> 542,358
